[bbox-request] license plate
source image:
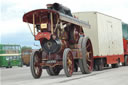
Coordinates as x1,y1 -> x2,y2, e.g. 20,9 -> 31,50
47,60 -> 56,63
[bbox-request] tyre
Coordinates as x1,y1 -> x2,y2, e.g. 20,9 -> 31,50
19,61 -> 23,67
112,63 -> 119,68
79,37 -> 93,74
112,59 -> 120,68
10,66 -> 12,68
95,64 -> 103,71
30,50 -> 42,79
78,37 -> 85,73
46,66 -> 62,76
94,58 -> 104,71
63,48 -> 74,77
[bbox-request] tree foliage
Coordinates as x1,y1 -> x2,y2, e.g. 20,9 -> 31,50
21,46 -> 32,52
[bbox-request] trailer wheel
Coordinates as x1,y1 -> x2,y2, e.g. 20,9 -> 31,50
124,55 -> 128,66
46,66 -> 62,76
95,63 -> 104,71
30,50 -> 42,79
112,58 -> 120,68
94,58 -> 104,71
63,48 -> 74,77
79,37 -> 93,74
112,64 -> 119,68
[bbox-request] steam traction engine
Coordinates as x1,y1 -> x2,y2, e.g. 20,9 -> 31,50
23,3 -> 93,78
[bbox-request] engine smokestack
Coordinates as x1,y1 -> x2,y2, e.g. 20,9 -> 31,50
47,3 -> 72,17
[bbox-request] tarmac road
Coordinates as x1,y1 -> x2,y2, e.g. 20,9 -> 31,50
0,66 -> 128,85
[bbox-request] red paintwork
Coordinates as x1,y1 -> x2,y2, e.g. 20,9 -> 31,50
35,32 -> 51,40
23,9 -> 59,24
94,54 -> 124,64
123,38 -> 128,55
93,39 -> 127,65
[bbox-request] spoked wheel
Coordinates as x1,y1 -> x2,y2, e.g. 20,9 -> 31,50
30,50 -> 42,79
46,66 -> 62,76
79,37 -> 93,74
63,48 -> 74,77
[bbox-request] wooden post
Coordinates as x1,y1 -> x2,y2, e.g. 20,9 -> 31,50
50,13 -> 53,34
27,23 -> 34,36
33,14 -> 35,36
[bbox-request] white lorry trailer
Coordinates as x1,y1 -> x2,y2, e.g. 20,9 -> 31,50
73,12 -> 124,70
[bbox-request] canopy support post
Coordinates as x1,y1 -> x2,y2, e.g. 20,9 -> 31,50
33,14 -> 35,36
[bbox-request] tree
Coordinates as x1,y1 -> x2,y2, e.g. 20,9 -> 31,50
21,46 -> 32,52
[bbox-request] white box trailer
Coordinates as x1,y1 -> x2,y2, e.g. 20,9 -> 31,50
73,12 -> 124,66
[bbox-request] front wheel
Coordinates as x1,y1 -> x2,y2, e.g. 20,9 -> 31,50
63,48 -> 74,77
30,50 -> 42,79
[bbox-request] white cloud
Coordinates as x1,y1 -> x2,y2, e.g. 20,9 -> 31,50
1,19 -> 29,35
1,0 -> 128,35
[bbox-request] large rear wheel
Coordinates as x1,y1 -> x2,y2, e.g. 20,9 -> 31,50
30,50 -> 42,79
79,37 -> 93,74
63,48 -> 74,77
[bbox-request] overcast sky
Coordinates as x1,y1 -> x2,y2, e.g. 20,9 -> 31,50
0,0 -> 128,46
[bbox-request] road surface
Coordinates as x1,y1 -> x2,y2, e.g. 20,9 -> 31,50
0,66 -> 128,85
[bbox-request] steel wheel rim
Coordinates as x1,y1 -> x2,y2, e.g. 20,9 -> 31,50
86,39 -> 93,71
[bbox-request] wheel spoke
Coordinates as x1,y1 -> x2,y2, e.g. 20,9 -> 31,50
67,54 -> 73,74
86,40 -> 93,72
86,52 -> 92,62
68,58 -> 72,65
86,43 -> 90,49
87,59 -> 91,62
